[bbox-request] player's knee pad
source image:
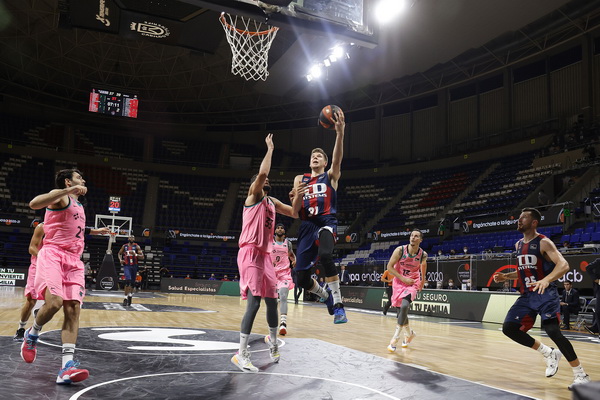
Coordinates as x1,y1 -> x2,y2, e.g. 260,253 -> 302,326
502,321 -> 520,338
320,256 -> 337,277
502,321 -> 535,347
296,269 -> 313,290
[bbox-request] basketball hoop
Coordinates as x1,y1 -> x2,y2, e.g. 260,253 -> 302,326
219,12 -> 279,81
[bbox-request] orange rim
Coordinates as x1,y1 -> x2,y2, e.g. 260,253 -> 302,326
220,13 -> 278,36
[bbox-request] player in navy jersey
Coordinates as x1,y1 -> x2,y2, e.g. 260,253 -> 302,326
494,208 -> 590,390
291,108 -> 347,324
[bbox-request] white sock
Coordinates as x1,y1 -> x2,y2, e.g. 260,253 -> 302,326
536,343 -> 552,357
19,321 -> 27,329
392,324 -> 402,340
62,343 -> 76,368
128,294 -> 133,298
328,280 -> 342,304
572,365 -> 585,376
30,321 -> 43,336
309,281 -> 327,299
269,327 -> 277,343
280,314 -> 287,324
239,333 -> 250,354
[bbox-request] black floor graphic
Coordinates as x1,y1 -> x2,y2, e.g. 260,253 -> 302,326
85,290 -> 165,299
81,302 -> 215,313
3,327 -> 535,400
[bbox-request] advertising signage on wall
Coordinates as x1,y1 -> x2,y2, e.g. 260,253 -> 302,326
466,206 -> 567,232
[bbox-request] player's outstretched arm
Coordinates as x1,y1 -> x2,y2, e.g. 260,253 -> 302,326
247,134 -> 274,205
271,197 -> 297,218
329,110 -> 345,185
29,187 -> 82,210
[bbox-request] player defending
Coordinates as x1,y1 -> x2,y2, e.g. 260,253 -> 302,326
291,109 -> 347,324
22,168 -> 109,384
118,235 -> 144,306
385,229 -> 427,351
494,208 -> 590,390
271,223 -> 296,335
13,222 -> 44,341
232,134 -> 298,372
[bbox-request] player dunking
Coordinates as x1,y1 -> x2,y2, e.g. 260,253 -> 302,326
13,222 -> 44,341
21,168 -> 109,384
494,208 -> 590,390
118,235 -> 144,306
291,109 -> 347,324
271,223 -> 296,335
232,134 -> 297,372
385,229 -> 427,351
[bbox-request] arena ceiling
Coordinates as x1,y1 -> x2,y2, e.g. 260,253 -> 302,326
1,0 -> 600,126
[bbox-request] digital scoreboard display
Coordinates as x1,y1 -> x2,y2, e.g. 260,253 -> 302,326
109,196 -> 121,213
89,88 -> 139,118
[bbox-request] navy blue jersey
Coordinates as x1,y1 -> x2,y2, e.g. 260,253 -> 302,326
516,234 -> 556,294
300,172 -> 337,220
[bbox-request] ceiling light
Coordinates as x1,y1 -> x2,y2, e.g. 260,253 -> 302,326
331,46 -> 344,59
375,0 -> 407,24
309,64 -> 322,78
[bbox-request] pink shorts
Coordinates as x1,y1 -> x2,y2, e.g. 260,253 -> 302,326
237,245 -> 277,300
276,269 -> 295,291
391,278 -> 420,306
24,257 -> 38,299
34,245 -> 86,303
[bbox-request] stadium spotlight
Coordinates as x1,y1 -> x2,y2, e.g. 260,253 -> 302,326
323,58 -> 331,67
309,64 -> 322,78
306,74 -> 313,82
331,46 -> 345,60
375,0 -> 407,24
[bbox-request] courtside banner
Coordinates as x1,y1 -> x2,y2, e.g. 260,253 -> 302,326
341,286 -> 374,309
160,278 -> 239,296
0,266 -> 27,287
340,287 -> 531,324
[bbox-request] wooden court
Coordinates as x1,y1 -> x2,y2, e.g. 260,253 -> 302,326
1,287 -> 598,399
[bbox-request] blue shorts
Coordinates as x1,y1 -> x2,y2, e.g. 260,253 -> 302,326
124,265 -> 138,285
504,286 -> 561,331
295,216 -> 337,272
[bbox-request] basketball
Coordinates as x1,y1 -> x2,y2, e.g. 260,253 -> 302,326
318,105 -> 342,130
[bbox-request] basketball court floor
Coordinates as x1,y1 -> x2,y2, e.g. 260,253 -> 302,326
1,287 -> 599,399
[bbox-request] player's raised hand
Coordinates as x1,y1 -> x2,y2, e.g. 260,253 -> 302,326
265,133 -> 274,150
493,273 -> 505,283
334,109 -> 345,132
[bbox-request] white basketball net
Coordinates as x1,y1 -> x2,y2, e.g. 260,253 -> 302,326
220,12 -> 279,81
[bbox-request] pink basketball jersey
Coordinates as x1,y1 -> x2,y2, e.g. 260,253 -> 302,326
239,196 -> 276,253
271,239 -> 291,275
393,245 -> 424,281
42,196 -> 86,255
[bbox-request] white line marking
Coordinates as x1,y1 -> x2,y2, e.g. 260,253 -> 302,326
69,371 -> 402,400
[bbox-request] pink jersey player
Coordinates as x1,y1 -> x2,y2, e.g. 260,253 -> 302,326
271,238 -> 295,291
390,245 -> 425,305
34,196 -> 86,302
237,195 -> 277,300
385,229 -> 428,352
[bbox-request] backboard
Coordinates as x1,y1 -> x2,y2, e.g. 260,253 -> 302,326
184,0 -> 378,48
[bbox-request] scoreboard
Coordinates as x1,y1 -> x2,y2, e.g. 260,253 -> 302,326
89,88 -> 139,118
